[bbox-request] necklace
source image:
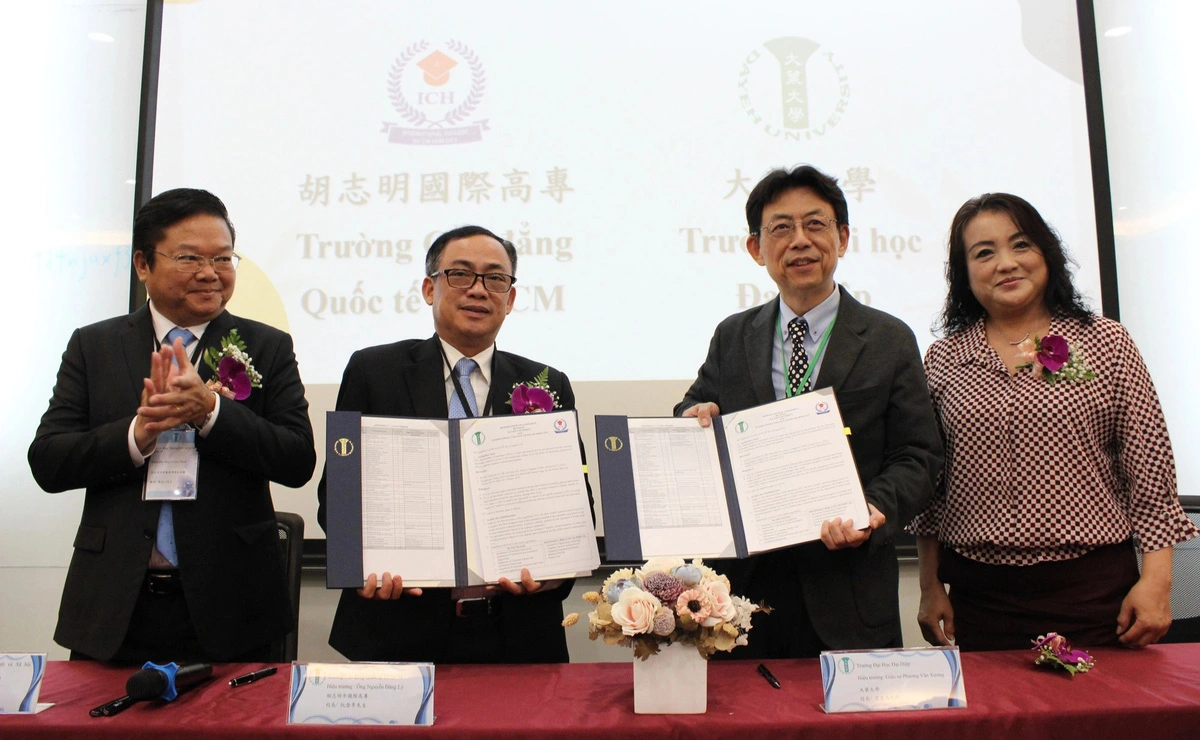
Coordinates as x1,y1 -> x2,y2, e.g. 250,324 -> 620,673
1006,333 -> 1030,346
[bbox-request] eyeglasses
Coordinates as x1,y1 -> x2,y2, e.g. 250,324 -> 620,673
430,268 -> 516,293
755,216 -> 838,241
154,250 -> 240,273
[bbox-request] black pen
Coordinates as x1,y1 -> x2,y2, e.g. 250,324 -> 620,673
757,663 -> 781,689
229,666 -> 278,687
90,695 -> 135,717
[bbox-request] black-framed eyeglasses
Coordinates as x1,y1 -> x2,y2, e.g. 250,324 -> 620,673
430,268 -> 516,293
154,250 -> 240,273
753,216 -> 838,240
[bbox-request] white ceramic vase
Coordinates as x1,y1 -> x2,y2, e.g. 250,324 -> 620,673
633,641 -> 708,714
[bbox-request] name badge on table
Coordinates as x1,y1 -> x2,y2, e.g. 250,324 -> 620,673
143,428 -> 199,501
0,653 -> 51,714
288,663 -> 434,726
820,646 -> 966,713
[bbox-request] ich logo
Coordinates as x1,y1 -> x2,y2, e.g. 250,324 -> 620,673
738,37 -> 849,141
382,39 -> 488,146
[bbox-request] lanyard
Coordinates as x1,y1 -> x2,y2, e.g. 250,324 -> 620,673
777,312 -> 837,397
438,342 -> 494,417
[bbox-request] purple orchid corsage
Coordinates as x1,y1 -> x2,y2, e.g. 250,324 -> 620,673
1032,633 -> 1094,676
508,366 -> 559,413
217,355 -> 255,401
1016,334 -> 1097,385
203,329 -> 263,401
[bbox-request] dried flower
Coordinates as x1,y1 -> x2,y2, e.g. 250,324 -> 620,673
676,589 -> 712,624
561,613 -> 579,627
652,607 -> 676,636
611,588 -> 661,636
573,559 -> 764,660
643,572 -> 686,604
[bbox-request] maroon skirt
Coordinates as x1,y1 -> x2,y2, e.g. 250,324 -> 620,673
938,541 -> 1139,651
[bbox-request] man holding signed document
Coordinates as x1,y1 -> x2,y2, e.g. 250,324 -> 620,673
676,166 -> 944,658
317,225 -> 594,664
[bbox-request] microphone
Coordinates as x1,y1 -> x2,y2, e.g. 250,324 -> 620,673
126,662 -> 214,702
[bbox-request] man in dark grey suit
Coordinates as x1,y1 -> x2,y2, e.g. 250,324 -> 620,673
317,225 -> 591,663
675,166 -> 942,658
29,189 -> 316,663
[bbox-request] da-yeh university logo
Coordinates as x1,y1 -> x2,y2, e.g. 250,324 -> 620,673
738,37 -> 849,141
382,39 -> 488,146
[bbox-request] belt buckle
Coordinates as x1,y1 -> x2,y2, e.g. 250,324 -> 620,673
455,597 -> 491,618
146,571 -> 180,595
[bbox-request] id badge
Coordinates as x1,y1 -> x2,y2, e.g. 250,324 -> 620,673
143,428 -> 199,501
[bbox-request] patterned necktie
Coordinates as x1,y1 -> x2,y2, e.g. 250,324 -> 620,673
447,358 -> 480,419
786,317 -> 812,396
155,326 -> 197,568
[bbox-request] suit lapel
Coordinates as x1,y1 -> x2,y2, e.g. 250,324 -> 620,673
405,335 -> 450,417
487,350 -> 519,417
194,311 -> 234,383
814,286 -> 867,392
745,302 -> 778,405
121,305 -> 155,400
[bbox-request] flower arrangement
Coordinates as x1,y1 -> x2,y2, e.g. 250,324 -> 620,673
202,329 -> 262,401
508,366 -> 558,413
1016,334 -> 1096,385
567,557 -> 765,660
1032,633 -> 1094,676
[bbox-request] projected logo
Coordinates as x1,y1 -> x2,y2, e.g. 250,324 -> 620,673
738,37 -> 849,141
382,40 -> 488,146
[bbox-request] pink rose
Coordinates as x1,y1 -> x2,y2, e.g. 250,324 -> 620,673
699,580 -> 738,627
610,587 -> 661,635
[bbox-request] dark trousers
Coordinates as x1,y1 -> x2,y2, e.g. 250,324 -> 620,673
940,541 -> 1140,651
70,577 -> 272,665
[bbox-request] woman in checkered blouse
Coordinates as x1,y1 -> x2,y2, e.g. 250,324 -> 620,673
908,193 -> 1198,651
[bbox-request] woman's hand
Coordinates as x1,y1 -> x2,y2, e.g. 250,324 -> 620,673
1117,547 -> 1173,647
918,584 -> 955,646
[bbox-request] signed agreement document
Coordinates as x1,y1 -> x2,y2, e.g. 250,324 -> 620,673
596,387 -> 868,561
325,411 -> 598,589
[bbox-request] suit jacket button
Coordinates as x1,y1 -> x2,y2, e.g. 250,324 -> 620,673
143,529 -> 154,539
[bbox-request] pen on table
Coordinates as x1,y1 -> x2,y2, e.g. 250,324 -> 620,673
229,666 -> 278,687
757,663 -> 781,689
90,695 -> 135,717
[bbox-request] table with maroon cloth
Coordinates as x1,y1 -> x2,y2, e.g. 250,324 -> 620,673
3,645 -> 1199,738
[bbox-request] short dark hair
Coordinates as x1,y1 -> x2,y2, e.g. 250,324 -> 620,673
132,188 -> 236,268
424,225 -> 517,276
936,192 -> 1092,336
745,165 -> 849,234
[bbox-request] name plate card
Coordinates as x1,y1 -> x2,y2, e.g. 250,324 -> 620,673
820,647 -> 966,713
0,653 -> 49,714
288,663 -> 434,726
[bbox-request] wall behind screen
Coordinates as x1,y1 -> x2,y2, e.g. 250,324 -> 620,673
1094,0 -> 1200,501
151,0 -> 1102,536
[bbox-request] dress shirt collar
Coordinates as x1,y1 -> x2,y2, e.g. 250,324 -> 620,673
778,285 -> 841,341
147,301 -> 211,354
437,337 -> 495,385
